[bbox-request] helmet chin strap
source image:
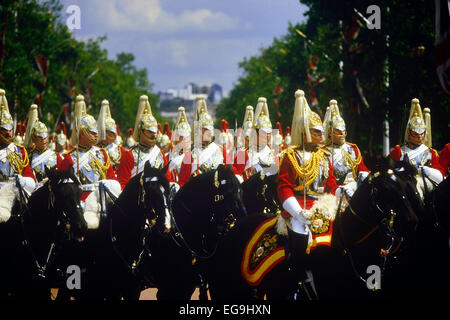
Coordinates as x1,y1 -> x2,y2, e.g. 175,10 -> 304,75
0,132 -> 13,146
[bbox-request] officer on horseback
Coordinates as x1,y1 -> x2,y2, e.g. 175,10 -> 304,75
23,104 -> 61,187
323,99 -> 369,198
390,98 -> 445,196
178,95 -> 224,187
252,97 -> 279,177
273,121 -> 285,157
233,105 -> 257,182
55,122 -> 68,157
0,89 -> 36,222
159,122 -> 172,155
116,95 -> 172,188
439,143 -> 450,177
97,99 -> 124,174
168,106 -> 191,185
277,90 -> 338,300
59,94 -> 121,230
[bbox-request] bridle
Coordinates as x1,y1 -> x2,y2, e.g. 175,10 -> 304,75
337,169 -> 412,288
256,175 -> 280,215
15,175 -> 82,279
169,170 -> 242,263
101,172 -> 168,278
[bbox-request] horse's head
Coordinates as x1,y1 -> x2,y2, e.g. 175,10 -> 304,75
210,164 -> 247,234
344,157 -> 421,253
137,161 -> 171,230
369,159 -> 420,236
45,166 -> 87,241
242,171 -> 280,215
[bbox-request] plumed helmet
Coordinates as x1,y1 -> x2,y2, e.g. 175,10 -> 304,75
0,89 -> 13,131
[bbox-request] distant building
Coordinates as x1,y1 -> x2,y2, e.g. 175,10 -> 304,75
158,82 -> 222,130
158,82 -> 223,105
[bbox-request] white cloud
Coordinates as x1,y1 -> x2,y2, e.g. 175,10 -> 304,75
93,0 -> 240,34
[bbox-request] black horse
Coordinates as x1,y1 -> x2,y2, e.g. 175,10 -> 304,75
241,172 -> 280,216
385,168 -> 450,299
0,167 -> 87,300
148,164 -> 247,300
56,161 -> 172,300
208,158 -> 422,300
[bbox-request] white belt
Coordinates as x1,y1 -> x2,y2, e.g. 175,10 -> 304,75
81,183 -> 98,192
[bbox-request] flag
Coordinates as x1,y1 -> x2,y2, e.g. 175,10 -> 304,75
344,17 -> 362,43
435,0 -> 450,95
34,54 -> 49,85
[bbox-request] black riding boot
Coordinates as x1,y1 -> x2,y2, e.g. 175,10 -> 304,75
287,228 -> 318,301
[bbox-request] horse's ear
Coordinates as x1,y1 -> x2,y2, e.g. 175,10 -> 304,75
45,166 -> 54,181
162,162 -> 170,174
144,160 -> 151,177
403,153 -> 410,164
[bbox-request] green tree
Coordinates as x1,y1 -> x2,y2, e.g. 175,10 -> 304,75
0,0 -> 166,136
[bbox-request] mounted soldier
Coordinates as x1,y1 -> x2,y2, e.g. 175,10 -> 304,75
273,121 -> 285,158
23,104 -> 61,187
277,90 -> 338,299
97,99 -> 125,174
13,122 -> 26,147
252,97 -> 279,177
59,94 -> 121,229
168,106 -> 191,186
284,125 -> 292,149
0,89 -> 36,222
439,143 -> 450,177
55,122 -> 68,157
323,99 -> 369,198
116,95 -> 172,189
233,105 -> 257,182
159,122 -> 172,155
178,95 -> 225,187
124,128 -> 136,150
390,98 -> 445,197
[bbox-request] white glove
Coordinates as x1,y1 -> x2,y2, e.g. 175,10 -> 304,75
357,171 -> 369,186
337,184 -> 354,198
17,175 -> 36,195
282,197 -> 308,224
420,166 -> 443,185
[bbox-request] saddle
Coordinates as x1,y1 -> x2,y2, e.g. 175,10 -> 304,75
241,216 -> 286,286
241,194 -> 338,286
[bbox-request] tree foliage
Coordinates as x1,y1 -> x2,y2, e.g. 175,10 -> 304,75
0,0 -> 164,134
216,0 -> 449,157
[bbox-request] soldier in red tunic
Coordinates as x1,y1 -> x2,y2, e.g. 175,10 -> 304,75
322,99 -> 369,197
277,90 -> 338,299
0,89 -> 36,222
439,143 -> 450,177
115,95 -> 172,190
178,95 -> 225,187
168,107 -> 191,187
23,104 -> 62,188
390,99 -> 445,196
59,95 -> 120,229
233,105 -> 257,182
97,99 -> 127,176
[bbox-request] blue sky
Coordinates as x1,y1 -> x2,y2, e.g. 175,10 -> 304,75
59,0 -> 308,96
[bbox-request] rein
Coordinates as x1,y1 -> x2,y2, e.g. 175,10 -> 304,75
336,173 -> 405,288
100,179 -> 153,278
168,171 -> 239,263
16,177 -> 74,279
168,184 -> 220,261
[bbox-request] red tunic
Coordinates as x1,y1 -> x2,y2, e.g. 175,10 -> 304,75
18,145 -> 36,180
439,143 -> 450,177
115,147 -> 173,189
58,148 -> 117,201
390,144 -> 446,177
277,147 -> 338,218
